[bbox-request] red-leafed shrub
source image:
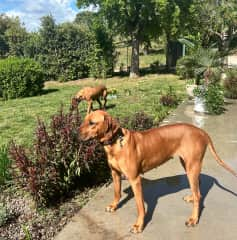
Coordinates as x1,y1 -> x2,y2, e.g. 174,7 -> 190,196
160,86 -> 179,107
120,111 -> 156,131
9,107 -> 157,206
9,108 -> 108,206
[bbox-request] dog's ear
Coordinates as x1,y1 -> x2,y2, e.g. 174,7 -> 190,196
100,115 -> 120,143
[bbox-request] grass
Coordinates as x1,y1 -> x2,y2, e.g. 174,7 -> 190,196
0,55 -> 186,238
115,45 -> 166,71
0,145 -> 11,186
0,74 -> 186,147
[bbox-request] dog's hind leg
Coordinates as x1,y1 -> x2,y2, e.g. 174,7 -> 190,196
102,90 -> 107,109
185,161 -> 202,227
180,157 -> 194,203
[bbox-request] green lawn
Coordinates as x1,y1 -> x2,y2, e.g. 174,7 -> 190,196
116,46 -> 165,71
0,74 -> 186,147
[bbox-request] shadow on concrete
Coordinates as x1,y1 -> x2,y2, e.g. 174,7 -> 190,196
118,174 -> 237,230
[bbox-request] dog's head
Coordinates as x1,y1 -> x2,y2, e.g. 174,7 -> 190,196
79,110 -> 120,143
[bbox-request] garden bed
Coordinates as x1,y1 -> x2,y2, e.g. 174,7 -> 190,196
0,74 -> 186,239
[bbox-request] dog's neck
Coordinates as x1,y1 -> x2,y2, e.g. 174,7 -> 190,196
102,128 -> 124,147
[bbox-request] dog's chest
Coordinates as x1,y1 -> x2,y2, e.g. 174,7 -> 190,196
107,156 -> 121,171
105,147 -> 123,172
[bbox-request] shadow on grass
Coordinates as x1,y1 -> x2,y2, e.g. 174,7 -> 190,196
112,65 -> 175,78
41,88 -> 59,95
117,173 -> 237,230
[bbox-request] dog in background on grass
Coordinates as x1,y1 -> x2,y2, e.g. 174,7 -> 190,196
79,110 -> 237,234
70,85 -> 107,114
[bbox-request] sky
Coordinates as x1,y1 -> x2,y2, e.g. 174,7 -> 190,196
0,0 -> 82,31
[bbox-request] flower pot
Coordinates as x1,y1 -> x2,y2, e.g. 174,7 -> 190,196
194,97 -> 208,113
186,84 -> 196,99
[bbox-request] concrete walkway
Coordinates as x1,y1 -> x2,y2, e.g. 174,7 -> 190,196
55,100 -> 237,240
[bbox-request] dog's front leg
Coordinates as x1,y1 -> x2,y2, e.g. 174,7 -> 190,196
96,98 -> 102,109
129,176 -> 145,233
106,169 -> 121,212
87,100 -> 93,114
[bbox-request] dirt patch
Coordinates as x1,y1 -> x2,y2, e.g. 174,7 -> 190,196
0,186 -> 101,240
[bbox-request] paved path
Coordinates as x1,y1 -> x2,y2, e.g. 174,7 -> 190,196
55,100 -> 237,240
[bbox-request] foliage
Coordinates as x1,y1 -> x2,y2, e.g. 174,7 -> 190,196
4,18 -> 27,57
120,112 -> 155,131
77,0 -> 163,77
8,106 -> 163,206
193,85 -> 207,98
0,57 -> 45,100
9,107 -> 107,206
191,0 -> 237,53
37,15 -> 115,81
0,202 -> 17,228
0,74 -> 185,147
0,14 -> 28,58
176,55 -> 196,79
160,86 -> 179,107
176,41 -> 222,84
205,83 -> 225,114
0,145 -> 11,186
223,68 -> 237,99
193,83 -> 224,115
0,203 -> 9,227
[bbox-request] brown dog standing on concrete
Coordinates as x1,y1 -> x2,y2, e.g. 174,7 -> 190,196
79,110 -> 237,233
70,85 -> 107,114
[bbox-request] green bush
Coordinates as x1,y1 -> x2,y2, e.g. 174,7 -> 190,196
37,17 -> 115,82
205,84 -> 224,114
0,57 -> 45,100
223,68 -> 237,99
176,56 -> 196,79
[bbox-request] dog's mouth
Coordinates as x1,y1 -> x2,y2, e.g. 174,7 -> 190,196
79,129 -> 96,142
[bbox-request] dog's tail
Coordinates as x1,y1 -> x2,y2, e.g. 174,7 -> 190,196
207,135 -> 237,177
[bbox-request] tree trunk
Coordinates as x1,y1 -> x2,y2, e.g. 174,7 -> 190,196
166,39 -> 173,71
166,39 -> 183,71
130,36 -> 140,78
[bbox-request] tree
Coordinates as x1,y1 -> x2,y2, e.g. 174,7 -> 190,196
192,0 -> 237,55
0,14 -> 10,57
38,15 -> 59,79
77,0 -> 163,78
5,18 -> 27,57
0,14 -> 27,57
160,0 -> 195,70
75,11 -> 115,75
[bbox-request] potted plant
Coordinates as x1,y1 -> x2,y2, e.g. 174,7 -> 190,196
185,79 -> 197,99
193,82 -> 224,114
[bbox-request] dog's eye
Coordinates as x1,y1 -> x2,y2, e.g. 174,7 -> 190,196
89,120 -> 95,126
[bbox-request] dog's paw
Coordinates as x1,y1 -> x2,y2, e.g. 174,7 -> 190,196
183,195 -> 194,203
185,217 -> 198,227
105,204 -> 117,212
130,224 -> 143,234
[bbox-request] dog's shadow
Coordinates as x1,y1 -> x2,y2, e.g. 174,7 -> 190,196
117,174 -> 237,229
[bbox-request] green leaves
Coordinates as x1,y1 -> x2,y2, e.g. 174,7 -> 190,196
0,145 -> 11,187
0,57 -> 45,100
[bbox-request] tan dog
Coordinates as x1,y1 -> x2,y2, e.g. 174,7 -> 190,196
71,85 -> 107,114
79,110 -> 237,233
